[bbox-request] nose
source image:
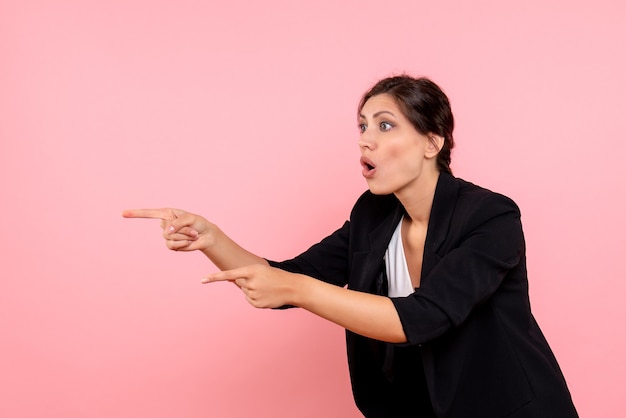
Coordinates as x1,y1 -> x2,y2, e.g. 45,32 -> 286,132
358,129 -> 376,151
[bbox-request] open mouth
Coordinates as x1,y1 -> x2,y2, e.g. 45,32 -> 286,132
360,156 -> 376,177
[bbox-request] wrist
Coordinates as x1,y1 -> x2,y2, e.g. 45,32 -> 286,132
289,273 -> 313,308
199,223 -> 219,254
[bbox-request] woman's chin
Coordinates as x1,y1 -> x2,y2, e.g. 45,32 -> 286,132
366,182 -> 394,196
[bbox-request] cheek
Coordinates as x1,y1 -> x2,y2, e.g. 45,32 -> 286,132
388,142 -> 423,169
386,140 -> 414,160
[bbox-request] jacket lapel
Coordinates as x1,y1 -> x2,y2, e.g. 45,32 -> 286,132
350,203 -> 404,293
421,172 -> 459,280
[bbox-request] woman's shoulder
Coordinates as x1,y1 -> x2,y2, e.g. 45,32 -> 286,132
452,175 -> 521,219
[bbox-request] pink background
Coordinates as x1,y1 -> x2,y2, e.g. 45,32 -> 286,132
1,0 -> 624,416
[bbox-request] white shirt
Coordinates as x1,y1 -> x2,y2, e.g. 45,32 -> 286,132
385,216 -> 415,297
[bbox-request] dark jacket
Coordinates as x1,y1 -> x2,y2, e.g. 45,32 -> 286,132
269,172 -> 578,417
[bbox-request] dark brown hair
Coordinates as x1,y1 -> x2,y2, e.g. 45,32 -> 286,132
358,75 -> 455,174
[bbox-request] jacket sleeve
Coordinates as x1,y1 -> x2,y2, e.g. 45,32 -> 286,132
391,193 -> 525,344
267,220 -> 351,288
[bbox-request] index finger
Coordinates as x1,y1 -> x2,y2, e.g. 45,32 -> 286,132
122,208 -> 178,220
202,267 -> 251,283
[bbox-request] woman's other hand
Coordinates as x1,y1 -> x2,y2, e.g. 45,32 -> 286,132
122,208 -> 215,252
202,264 -> 302,309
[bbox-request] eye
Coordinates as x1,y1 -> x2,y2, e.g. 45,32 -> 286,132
379,121 -> 393,131
358,123 -> 367,133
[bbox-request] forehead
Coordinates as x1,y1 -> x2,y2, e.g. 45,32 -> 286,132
360,94 -> 403,117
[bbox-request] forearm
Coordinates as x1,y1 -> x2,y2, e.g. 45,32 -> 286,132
202,225 -> 269,270
293,275 -> 407,343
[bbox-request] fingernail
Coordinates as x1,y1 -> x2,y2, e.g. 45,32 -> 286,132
168,226 -> 175,233
200,278 -> 209,283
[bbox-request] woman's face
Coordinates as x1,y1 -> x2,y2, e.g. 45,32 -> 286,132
358,94 -> 436,196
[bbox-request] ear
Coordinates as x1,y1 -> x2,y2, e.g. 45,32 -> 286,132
425,134 -> 445,159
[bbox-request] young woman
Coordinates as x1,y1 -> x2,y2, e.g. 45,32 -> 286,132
123,76 -> 578,417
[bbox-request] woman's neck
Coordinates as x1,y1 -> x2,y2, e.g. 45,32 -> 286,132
395,169 -> 440,226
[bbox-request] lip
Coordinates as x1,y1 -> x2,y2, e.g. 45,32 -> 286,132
360,156 -> 376,179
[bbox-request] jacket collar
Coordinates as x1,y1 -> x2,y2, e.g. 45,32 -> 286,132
422,171 -> 459,278
369,172 -> 459,253
425,171 -> 459,252
354,172 -> 459,291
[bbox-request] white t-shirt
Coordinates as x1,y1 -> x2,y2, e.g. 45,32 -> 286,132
385,216 -> 415,297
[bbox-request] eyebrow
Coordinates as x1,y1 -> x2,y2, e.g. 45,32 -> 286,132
359,110 -> 397,120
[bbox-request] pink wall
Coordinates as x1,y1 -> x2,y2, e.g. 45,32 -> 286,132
1,1 -> 624,416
